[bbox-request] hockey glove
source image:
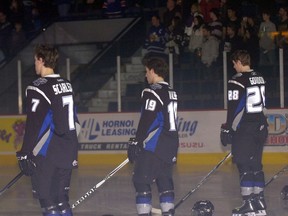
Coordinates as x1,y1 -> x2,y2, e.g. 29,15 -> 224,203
16,151 -> 36,176
220,123 -> 233,146
127,137 -> 142,163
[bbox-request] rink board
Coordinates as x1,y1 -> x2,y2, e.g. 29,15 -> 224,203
0,109 -> 288,166
1,152 -> 288,167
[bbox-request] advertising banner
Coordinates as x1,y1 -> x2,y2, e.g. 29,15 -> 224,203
0,116 -> 26,153
78,111 -> 225,153
0,109 -> 288,154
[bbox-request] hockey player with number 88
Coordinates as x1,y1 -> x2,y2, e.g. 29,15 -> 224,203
127,56 -> 179,216
220,50 -> 268,216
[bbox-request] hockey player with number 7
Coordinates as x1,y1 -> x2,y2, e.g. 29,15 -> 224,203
16,44 -> 80,216
220,50 -> 268,216
127,56 -> 179,216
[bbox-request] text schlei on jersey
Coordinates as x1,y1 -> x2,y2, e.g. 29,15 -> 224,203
52,82 -> 73,95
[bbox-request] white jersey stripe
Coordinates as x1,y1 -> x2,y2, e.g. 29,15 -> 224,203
142,88 -> 164,105
26,86 -> 51,104
32,128 -> 51,156
228,80 -> 245,89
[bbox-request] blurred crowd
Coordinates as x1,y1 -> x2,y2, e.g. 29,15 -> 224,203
143,0 -> 288,79
0,0 -> 165,62
0,0 -> 288,80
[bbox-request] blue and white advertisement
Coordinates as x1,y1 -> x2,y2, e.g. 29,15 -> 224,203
0,109 -> 287,154
77,110 -> 288,153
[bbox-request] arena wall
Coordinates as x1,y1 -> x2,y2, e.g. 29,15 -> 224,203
0,109 -> 287,166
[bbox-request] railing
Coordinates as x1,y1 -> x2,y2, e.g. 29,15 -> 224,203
0,17 -> 146,114
14,48 -> 287,113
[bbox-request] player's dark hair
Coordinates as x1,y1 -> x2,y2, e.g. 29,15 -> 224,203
34,44 -> 59,69
231,50 -> 251,66
142,56 -> 168,78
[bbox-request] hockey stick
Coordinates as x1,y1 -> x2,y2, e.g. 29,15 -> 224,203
71,158 -> 129,209
0,172 -> 24,196
265,164 -> 288,187
152,152 -> 232,215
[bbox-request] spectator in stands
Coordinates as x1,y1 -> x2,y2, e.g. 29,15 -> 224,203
55,0 -> 73,18
276,5 -> 288,68
102,0 -> 126,18
175,0 -> 183,14
199,23 -> 220,79
238,15 -> 259,66
275,6 -> 288,49
258,9 -> 276,75
223,23 -> 243,77
162,0 -> 182,30
277,6 -> 288,30
222,5 -> 241,40
9,20 -> 27,55
219,0 -> 228,22
8,0 -> 25,25
180,0 -> 194,23
125,0 -> 143,17
223,23 -> 243,54
166,15 -> 184,65
0,10 -> 13,58
24,5 -> 43,39
33,0 -> 55,24
240,23 -> 260,69
209,7 -> 223,41
30,6 -> 43,31
188,15 -> 204,53
143,14 -> 167,59
198,0 -> 220,23
188,15 -> 204,76
183,2 -> 203,38
239,15 -> 259,38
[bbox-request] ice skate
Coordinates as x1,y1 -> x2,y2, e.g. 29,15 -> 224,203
232,199 -> 256,216
253,195 -> 267,216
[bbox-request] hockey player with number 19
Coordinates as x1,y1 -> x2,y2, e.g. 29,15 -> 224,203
220,50 -> 268,216
127,56 -> 179,216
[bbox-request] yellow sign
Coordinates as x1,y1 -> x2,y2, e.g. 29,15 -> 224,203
0,116 -> 26,152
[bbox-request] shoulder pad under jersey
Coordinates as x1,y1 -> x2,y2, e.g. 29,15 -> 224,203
232,72 -> 243,79
33,77 -> 48,86
150,83 -> 163,90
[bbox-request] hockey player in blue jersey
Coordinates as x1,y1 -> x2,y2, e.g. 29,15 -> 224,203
127,56 -> 179,216
16,44 -> 80,216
